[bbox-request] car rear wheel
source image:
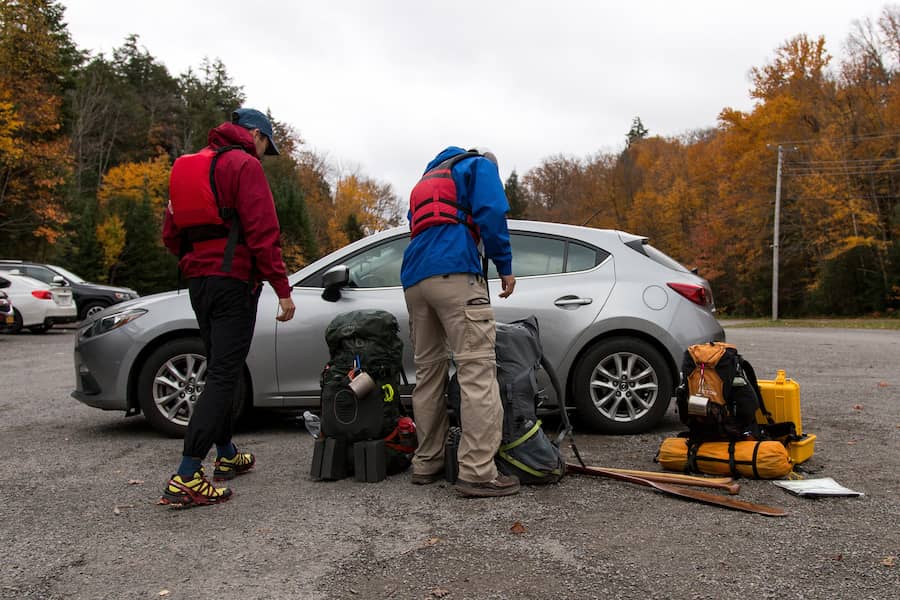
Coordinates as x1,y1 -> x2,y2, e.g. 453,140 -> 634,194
81,301 -> 108,320
137,337 -> 247,438
7,309 -> 23,334
572,337 -> 673,434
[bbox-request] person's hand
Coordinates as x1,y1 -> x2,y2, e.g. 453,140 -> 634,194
277,297 -> 296,322
498,274 -> 516,298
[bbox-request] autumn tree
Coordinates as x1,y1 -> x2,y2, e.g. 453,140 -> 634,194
94,155 -> 172,288
0,0 -> 77,257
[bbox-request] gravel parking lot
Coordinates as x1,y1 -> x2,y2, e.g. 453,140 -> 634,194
0,325 -> 897,599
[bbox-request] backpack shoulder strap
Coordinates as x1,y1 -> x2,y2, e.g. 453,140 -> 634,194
208,144 -> 246,273
739,359 -> 772,424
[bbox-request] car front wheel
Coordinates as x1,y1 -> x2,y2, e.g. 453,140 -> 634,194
137,337 -> 247,438
572,337 -> 673,434
81,301 -> 108,320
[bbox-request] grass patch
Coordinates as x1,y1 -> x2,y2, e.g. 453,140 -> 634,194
720,318 -> 900,330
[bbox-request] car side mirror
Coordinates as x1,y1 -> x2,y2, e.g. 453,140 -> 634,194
321,265 -> 350,302
52,275 -> 68,286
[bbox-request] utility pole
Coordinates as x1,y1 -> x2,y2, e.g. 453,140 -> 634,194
772,145 -> 783,322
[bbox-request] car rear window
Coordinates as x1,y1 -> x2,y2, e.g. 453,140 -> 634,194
626,239 -> 690,273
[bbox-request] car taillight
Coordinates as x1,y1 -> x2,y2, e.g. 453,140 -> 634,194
31,290 -> 53,300
667,282 -> 712,309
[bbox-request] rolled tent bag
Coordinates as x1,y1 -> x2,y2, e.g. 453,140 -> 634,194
657,437 -> 793,479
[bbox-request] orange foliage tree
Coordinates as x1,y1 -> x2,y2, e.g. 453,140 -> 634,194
0,0 -> 76,256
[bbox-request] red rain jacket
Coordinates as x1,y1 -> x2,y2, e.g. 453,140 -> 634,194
163,122 -> 291,298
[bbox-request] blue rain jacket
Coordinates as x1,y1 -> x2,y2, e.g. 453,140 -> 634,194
401,146 -> 512,289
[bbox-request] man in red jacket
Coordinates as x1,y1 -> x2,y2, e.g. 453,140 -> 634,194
159,108 -> 296,508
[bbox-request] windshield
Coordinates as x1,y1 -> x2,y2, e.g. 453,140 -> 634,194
48,265 -> 86,283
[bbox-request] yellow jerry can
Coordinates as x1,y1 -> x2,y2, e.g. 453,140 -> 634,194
755,369 -> 816,464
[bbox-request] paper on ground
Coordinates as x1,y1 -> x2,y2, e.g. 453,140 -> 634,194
773,477 -> 864,498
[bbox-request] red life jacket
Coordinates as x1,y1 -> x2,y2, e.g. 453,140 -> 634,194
168,144 -> 245,271
409,151 -> 481,243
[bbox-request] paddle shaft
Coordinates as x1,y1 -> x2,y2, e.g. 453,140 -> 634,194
567,463 -> 741,495
567,464 -> 787,517
596,467 -> 734,486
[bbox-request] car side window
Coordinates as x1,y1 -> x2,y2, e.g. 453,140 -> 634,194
24,266 -> 54,285
343,236 -> 410,288
566,242 -> 600,272
484,234 -> 604,278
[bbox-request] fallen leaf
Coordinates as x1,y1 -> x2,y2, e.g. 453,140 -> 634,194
423,537 -> 442,547
847,441 -> 857,445
882,555 -> 896,567
159,591 -> 170,597
128,479 -> 144,485
510,521 -> 527,535
431,588 -> 450,598
833,554 -> 843,561
853,404 -> 864,410
113,507 -> 121,516
877,381 -> 889,388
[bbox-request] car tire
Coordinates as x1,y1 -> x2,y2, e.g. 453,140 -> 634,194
572,337 -> 673,434
137,337 -> 248,438
80,301 -> 108,320
7,309 -> 23,334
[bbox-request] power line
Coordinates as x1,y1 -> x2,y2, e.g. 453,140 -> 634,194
774,130 -> 900,145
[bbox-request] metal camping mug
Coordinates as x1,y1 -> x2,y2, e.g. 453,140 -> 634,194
348,371 -> 376,399
687,394 -> 711,416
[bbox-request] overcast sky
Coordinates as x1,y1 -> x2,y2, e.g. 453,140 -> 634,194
63,0 -> 891,199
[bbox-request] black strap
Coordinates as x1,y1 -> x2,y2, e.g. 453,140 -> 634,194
740,360 -> 773,424
727,440 -> 739,478
208,145 -> 244,273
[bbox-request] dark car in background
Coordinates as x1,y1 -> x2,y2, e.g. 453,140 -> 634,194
0,260 -> 139,320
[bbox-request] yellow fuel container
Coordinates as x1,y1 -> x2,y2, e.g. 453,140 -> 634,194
755,369 -> 816,464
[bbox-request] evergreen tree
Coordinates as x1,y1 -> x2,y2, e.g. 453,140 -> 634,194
626,116 -> 649,146
504,170 -> 528,218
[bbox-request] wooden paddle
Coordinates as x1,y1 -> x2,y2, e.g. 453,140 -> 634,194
568,463 -> 741,495
566,463 -> 786,517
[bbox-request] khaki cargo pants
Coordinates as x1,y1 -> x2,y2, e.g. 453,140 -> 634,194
404,273 -> 502,483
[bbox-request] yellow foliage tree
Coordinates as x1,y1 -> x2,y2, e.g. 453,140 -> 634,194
97,155 -> 171,213
95,214 -> 126,274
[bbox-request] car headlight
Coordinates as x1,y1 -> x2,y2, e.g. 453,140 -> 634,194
114,292 -> 133,300
82,308 -> 147,338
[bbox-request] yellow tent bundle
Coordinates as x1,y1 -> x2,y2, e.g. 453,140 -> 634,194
658,437 -> 793,479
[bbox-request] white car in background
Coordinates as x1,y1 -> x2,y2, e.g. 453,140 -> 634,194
0,272 -> 77,334
0,290 -> 13,331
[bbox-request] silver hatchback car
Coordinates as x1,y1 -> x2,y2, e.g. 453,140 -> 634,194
72,220 -> 724,437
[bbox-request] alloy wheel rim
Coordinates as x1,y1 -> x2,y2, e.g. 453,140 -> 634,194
589,351 -> 659,423
152,353 -> 206,426
85,305 -> 104,317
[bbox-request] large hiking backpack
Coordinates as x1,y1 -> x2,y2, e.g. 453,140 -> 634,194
448,315 -> 572,484
320,309 -> 404,442
674,342 -> 795,443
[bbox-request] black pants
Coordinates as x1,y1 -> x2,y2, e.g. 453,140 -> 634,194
183,276 -> 261,459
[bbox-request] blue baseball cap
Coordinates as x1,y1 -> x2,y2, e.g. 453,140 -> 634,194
232,108 -> 280,155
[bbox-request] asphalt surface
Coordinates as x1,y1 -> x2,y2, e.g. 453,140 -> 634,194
0,326 -> 897,600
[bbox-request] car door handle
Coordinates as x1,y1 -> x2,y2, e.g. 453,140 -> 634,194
554,296 -> 593,306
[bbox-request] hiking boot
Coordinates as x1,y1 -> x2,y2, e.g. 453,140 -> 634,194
411,470 -> 444,485
158,469 -> 232,508
214,450 -> 256,481
454,474 -> 521,498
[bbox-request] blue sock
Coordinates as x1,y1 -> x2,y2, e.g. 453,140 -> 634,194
216,442 -> 237,460
177,456 -> 203,478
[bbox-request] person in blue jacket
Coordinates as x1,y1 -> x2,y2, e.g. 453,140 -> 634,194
401,146 -> 519,498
